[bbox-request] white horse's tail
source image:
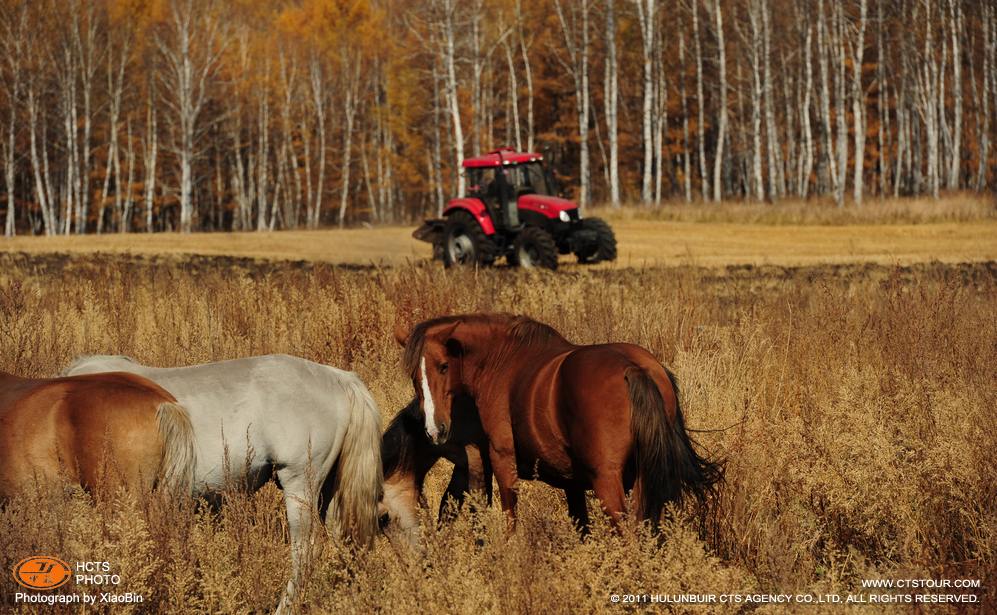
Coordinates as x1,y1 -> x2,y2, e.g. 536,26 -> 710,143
155,402 -> 197,495
330,376 -> 384,548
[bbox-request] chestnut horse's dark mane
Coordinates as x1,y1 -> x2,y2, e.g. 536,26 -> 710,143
401,313 -> 567,378
507,316 -> 564,348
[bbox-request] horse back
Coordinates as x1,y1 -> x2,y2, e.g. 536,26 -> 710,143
59,371 -> 178,403
513,342 -> 677,480
0,372 -> 175,497
565,343 -> 677,416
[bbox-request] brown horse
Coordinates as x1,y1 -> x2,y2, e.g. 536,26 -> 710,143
393,313 -> 721,532
0,371 -> 196,499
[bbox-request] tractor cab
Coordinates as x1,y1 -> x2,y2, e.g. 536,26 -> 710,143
465,165 -> 518,229
413,147 -> 617,270
463,149 -> 553,230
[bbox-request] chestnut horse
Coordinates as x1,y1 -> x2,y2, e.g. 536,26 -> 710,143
393,313 -> 721,532
0,371 -> 195,499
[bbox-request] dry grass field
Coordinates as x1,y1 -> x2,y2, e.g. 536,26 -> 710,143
2,195 -> 995,268
1,198 -> 995,613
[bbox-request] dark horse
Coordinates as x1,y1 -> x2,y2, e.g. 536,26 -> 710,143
385,313 -> 722,534
379,395 -> 493,539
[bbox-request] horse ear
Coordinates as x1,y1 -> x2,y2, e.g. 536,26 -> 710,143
444,337 -> 464,358
436,322 -> 464,357
393,322 -> 410,347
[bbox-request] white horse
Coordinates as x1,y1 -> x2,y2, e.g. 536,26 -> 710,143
64,354 -> 383,614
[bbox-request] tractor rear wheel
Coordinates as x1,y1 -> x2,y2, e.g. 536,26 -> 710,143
575,217 -> 617,263
511,226 -> 558,270
442,211 -> 495,268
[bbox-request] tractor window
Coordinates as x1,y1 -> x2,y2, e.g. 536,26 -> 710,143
507,162 -> 551,197
466,168 -> 497,198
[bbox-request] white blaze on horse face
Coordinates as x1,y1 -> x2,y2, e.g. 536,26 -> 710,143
420,356 -> 439,440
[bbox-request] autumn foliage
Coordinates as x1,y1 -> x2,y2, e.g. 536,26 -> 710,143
0,0 -> 995,235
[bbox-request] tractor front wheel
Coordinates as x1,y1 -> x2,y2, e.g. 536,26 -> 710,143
442,211 -> 495,268
575,217 -> 618,263
510,226 -> 558,270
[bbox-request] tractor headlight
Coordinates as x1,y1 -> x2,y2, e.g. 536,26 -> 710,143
558,210 -> 571,222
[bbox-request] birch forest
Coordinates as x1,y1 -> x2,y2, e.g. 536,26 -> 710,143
0,0 -> 995,234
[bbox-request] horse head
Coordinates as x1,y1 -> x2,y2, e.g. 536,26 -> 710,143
397,319 -> 471,445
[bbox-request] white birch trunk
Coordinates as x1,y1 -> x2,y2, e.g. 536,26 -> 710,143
761,0 -> 783,199
431,61 -> 446,214
470,0 -> 483,154
635,0 -> 656,203
977,5 -> 993,191
680,32 -> 692,203
309,56 -> 328,229
604,0 -> 620,206
504,40 -> 522,151
1,2 -> 26,237
157,0 -> 224,233
440,0 -> 466,195
692,0 -> 708,200
916,3 -> 940,199
554,0 -> 592,208
834,1 -> 848,206
255,70 -> 271,232
123,117 -> 135,231
712,0 -> 728,202
338,64 -> 359,229
71,2 -> 97,234
27,84 -> 55,236
515,0 -> 535,152
747,0 -> 765,201
144,83 -> 158,232
851,0 -> 867,206
653,20 -> 666,205
946,0 -> 962,190
877,0 -> 887,197
800,21 -> 814,198
817,0 -> 837,198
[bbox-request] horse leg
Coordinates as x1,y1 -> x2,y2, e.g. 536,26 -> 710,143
483,464 -> 494,506
591,469 -> 627,533
465,443 -> 492,508
564,486 -> 590,535
438,455 -> 469,523
275,470 -> 315,615
479,407 -> 519,526
438,442 -> 491,522
487,441 -> 519,527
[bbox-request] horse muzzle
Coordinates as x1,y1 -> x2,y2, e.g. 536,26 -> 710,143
429,423 -> 449,445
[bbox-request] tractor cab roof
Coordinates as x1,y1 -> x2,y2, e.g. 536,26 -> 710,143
462,148 -> 543,168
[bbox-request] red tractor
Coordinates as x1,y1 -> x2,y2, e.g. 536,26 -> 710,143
413,148 -> 617,270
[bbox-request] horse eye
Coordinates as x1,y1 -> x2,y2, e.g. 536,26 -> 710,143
438,363 -> 448,374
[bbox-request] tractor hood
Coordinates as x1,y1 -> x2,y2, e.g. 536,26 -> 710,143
517,194 -> 579,217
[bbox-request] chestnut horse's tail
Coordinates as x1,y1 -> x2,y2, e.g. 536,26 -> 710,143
155,402 -> 197,495
627,368 -> 722,527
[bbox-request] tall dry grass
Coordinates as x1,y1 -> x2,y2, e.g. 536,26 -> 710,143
595,192 -> 997,225
0,254 -> 994,613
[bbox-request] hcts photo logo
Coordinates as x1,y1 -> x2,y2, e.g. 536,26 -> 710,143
12,556 -> 73,591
